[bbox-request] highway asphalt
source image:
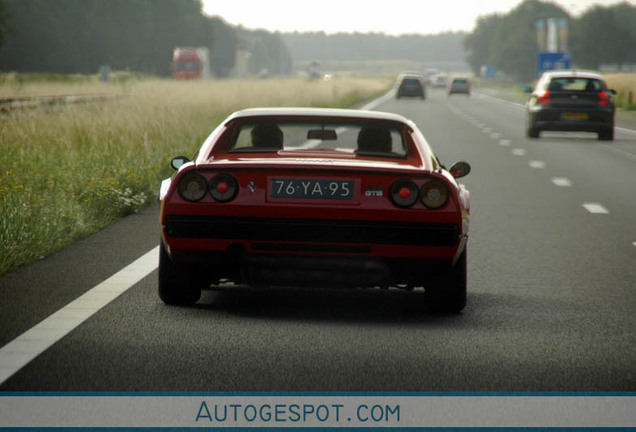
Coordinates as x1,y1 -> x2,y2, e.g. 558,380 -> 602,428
1,87 -> 635,392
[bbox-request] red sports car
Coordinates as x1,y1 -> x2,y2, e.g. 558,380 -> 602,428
159,108 -> 471,312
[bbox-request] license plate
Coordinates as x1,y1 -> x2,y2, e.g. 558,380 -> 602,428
271,178 -> 355,200
563,112 -> 588,120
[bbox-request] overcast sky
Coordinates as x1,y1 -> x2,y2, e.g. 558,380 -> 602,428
202,0 -> 633,35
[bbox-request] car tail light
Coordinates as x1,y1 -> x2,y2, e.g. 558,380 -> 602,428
178,172 -> 208,202
389,179 -> 418,208
209,173 -> 238,202
420,179 -> 450,209
598,91 -> 610,106
536,90 -> 551,105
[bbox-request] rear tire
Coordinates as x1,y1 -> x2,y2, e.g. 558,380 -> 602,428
158,242 -> 201,305
598,127 -> 614,141
425,250 -> 467,313
526,122 -> 540,138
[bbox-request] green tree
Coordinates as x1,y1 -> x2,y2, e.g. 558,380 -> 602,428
490,0 -> 569,81
463,14 -> 502,76
570,4 -> 636,69
0,0 -> 225,75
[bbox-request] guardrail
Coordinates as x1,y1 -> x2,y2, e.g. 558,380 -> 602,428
0,94 -> 124,113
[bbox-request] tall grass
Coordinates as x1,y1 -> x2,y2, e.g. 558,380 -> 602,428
605,73 -> 636,111
0,77 -> 392,275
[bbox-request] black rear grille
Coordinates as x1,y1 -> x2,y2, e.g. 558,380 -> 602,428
165,216 -> 459,247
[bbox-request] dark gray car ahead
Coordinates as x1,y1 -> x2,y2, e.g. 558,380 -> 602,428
525,70 -> 616,141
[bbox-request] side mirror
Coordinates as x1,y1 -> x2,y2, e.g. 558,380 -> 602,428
608,89 -> 617,95
523,86 -> 533,93
170,156 -> 190,170
449,161 -> 471,179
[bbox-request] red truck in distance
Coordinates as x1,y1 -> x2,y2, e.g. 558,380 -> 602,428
172,47 -> 211,80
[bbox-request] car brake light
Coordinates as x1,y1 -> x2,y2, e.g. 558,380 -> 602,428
209,173 -> 238,202
389,179 -> 418,208
420,179 -> 450,209
178,172 -> 208,202
598,91 -> 610,106
536,90 -> 551,105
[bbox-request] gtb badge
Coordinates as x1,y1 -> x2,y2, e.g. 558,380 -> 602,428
365,186 -> 383,197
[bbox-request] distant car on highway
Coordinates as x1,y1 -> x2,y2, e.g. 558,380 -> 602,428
524,70 -> 616,140
158,108 -> 471,312
448,77 -> 471,96
432,74 -> 448,88
395,73 -> 426,99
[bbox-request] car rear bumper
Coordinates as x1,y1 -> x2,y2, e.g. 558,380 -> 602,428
528,107 -> 614,131
165,215 -> 460,248
162,215 -> 466,286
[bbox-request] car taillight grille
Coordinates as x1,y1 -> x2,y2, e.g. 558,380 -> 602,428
165,216 -> 459,247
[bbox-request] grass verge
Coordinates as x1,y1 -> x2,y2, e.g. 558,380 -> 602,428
0,76 -> 392,275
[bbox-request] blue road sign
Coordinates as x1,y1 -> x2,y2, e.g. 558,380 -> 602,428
537,52 -> 571,76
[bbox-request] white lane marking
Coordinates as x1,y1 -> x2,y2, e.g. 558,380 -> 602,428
529,160 -> 546,169
605,145 -> 636,161
551,177 -> 573,187
482,127 -> 493,133
0,246 -> 160,385
615,126 -> 636,137
499,139 -> 511,146
359,90 -> 395,110
490,132 -> 501,139
583,203 -> 609,214
511,148 -> 527,156
473,92 -> 525,109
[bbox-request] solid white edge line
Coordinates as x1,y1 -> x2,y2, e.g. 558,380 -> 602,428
615,126 -> 636,137
0,246 -> 160,385
359,90 -> 395,110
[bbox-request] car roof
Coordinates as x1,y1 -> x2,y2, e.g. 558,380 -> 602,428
224,107 -> 414,127
398,73 -> 425,79
540,70 -> 604,80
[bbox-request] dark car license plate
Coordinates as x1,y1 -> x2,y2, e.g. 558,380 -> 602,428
271,178 -> 355,200
563,112 -> 588,120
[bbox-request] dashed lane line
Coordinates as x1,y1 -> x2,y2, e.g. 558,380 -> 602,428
551,177 -> 573,187
582,203 -> 609,214
529,160 -> 546,169
511,148 -> 527,156
0,246 -> 160,386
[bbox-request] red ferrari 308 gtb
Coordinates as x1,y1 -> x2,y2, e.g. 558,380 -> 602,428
159,108 -> 471,312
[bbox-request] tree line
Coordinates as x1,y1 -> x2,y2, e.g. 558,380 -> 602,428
0,0 -> 635,82
281,31 -> 467,63
0,0 -> 292,77
464,0 -> 636,81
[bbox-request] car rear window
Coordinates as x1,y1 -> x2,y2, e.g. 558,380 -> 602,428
548,78 -> 603,92
229,122 -> 407,157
